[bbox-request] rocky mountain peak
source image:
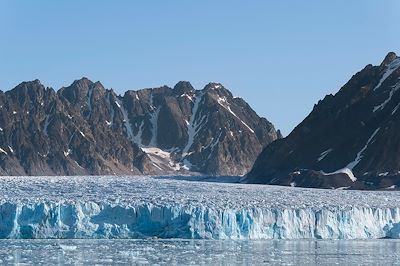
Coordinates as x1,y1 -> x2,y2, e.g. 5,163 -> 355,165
203,82 -> 233,100
247,52 -> 400,190
58,78 -> 106,106
173,81 -> 194,95
7,80 -> 48,104
71,77 -> 93,88
381,52 -> 398,67
11,79 -> 44,91
203,82 -> 224,91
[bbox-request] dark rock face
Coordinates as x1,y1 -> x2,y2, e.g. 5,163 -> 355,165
0,79 -> 279,176
247,52 -> 400,190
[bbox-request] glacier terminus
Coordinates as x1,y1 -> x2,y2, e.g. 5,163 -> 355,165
1,176 -> 400,240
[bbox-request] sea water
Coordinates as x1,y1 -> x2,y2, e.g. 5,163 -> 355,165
0,239 -> 399,265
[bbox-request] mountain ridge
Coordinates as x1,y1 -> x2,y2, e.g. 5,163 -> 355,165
0,78 -> 280,176
247,52 -> 400,190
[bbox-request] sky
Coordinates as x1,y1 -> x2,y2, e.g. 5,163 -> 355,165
0,1 -> 398,135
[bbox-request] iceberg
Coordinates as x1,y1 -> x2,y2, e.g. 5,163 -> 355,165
0,176 -> 400,239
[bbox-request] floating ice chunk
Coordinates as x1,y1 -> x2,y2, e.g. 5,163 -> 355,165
59,244 -> 77,251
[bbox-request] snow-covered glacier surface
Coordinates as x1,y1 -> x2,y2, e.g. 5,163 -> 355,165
1,176 -> 400,239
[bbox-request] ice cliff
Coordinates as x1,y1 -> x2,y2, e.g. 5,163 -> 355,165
1,176 -> 400,239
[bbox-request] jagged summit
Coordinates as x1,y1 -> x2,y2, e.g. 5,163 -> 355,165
203,82 -> 225,90
71,77 -> 93,85
9,79 -> 44,92
0,78 -> 279,176
381,52 -> 398,67
173,81 -> 194,95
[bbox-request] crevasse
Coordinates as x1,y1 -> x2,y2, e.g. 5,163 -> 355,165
1,202 -> 400,239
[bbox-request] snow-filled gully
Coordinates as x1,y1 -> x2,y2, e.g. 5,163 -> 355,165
1,176 -> 400,240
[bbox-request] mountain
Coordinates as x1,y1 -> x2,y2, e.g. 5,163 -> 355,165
247,52 -> 400,190
0,79 -> 280,176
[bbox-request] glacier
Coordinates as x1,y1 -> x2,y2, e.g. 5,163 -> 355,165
1,176 -> 400,239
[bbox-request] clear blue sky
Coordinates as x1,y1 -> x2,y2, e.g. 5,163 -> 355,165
0,1 -> 398,135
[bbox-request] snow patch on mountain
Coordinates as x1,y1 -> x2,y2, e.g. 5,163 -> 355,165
116,99 -> 135,143
373,81 -> 400,112
392,103 -> 400,115
180,94 -> 193,102
318,148 -> 333,162
182,159 -> 193,170
182,92 -> 204,157
148,108 -> 160,147
133,121 -> 144,147
63,149 -> 71,157
0,147 -> 8,155
318,128 -> 381,183
105,92 -> 115,127
43,115 -> 51,136
322,168 -> 357,182
217,96 -> 255,134
346,128 -> 380,170
141,147 -> 181,171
